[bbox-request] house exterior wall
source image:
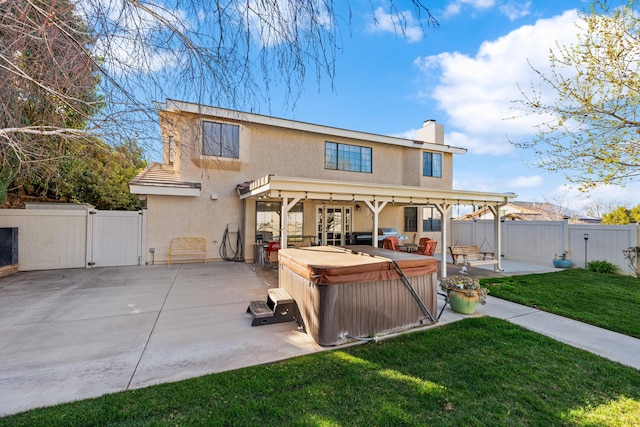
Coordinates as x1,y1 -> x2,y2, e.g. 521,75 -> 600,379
144,108 -> 457,264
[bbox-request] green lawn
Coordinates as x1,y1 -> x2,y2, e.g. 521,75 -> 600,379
2,317 -> 639,426
481,269 -> 640,338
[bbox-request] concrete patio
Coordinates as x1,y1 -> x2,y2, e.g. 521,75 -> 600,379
1,258 -> 638,417
0,262 -> 325,416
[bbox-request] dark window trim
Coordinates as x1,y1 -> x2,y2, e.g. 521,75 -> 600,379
202,120 -> 239,159
325,141 -> 372,173
404,206 -> 418,232
423,152 -> 442,178
422,205 -> 442,232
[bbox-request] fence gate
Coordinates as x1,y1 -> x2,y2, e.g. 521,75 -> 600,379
86,210 -> 146,267
0,208 -> 146,271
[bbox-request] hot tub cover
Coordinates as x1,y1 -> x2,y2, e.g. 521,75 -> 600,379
277,246 -> 438,285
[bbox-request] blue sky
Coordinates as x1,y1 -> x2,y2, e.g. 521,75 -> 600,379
255,0 -> 640,213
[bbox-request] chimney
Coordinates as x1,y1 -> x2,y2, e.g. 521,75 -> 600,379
415,119 -> 444,144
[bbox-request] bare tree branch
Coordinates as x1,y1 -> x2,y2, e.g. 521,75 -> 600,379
1,0 -> 436,202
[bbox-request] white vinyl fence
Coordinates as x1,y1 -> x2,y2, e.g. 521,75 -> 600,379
0,208 -> 146,271
451,220 -> 640,275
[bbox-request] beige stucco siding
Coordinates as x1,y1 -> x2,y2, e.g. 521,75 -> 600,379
164,111 -> 452,188
144,192 -> 244,264
142,109 -> 456,263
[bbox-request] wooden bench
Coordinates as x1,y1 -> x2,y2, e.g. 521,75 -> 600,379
449,245 -> 498,270
168,237 -> 207,267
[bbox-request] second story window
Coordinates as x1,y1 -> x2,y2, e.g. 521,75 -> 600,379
325,142 -> 372,173
203,121 -> 239,158
423,152 -> 442,177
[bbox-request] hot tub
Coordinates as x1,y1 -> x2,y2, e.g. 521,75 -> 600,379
277,245 -> 438,346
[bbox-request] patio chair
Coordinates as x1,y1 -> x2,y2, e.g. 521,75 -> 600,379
382,236 -> 405,251
415,237 -> 437,256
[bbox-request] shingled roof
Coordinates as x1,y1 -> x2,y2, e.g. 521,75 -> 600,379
129,163 -> 201,196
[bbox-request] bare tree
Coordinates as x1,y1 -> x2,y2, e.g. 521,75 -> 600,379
0,0 -> 102,200
0,0 -> 437,202
583,199 -> 628,218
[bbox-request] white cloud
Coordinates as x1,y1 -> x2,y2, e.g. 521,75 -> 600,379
414,9 -> 581,155
507,175 -> 544,189
452,173 -> 543,197
443,3 -> 462,18
549,182 -> 640,210
443,0 -> 497,18
408,7 -> 640,211
446,131 -> 511,155
391,128 -> 418,139
499,1 -> 531,21
444,0 -> 533,20
367,7 -> 423,43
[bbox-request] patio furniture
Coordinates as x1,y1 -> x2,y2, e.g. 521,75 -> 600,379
168,237 -> 207,267
401,242 -> 419,252
415,238 -> 437,256
266,241 -> 281,262
382,236 -> 405,251
449,245 -> 498,269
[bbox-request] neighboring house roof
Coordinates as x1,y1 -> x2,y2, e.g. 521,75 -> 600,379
129,163 -> 201,197
157,99 -> 467,155
456,201 -> 601,223
511,202 -> 601,222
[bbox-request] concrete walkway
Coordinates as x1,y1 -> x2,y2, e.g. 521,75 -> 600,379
478,297 -> 640,370
443,258 -> 640,369
0,260 -> 638,417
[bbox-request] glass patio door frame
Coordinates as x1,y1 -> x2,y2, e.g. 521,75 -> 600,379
317,205 -> 352,246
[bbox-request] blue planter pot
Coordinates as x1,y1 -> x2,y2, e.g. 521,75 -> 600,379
553,259 -> 572,268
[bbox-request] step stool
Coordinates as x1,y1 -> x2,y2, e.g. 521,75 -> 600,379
247,288 -> 303,327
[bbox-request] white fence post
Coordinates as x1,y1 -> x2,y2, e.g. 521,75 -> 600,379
86,209 -> 96,268
501,218 -> 506,258
563,218 -> 571,259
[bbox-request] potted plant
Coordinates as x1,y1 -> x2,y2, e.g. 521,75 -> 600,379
553,251 -> 572,268
439,275 -> 488,315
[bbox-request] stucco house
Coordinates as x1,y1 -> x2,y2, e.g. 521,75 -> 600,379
129,99 -> 516,275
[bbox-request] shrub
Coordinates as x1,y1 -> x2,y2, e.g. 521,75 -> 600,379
439,275 -> 489,304
586,260 -> 618,274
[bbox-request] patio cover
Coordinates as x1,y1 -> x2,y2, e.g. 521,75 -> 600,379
237,175 -> 517,277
